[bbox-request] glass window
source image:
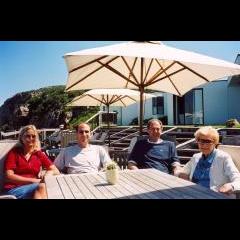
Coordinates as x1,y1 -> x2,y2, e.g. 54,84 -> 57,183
152,96 -> 164,115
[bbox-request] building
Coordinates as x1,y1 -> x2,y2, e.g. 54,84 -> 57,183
109,54 -> 240,126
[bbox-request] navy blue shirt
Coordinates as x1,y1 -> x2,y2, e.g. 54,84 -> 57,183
129,139 -> 179,173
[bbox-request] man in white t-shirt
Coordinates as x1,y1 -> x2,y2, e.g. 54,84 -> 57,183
54,123 -> 111,174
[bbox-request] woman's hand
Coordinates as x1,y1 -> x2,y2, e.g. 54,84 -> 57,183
218,183 -> 234,194
31,178 -> 41,183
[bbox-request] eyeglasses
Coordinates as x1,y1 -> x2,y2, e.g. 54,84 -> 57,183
197,139 -> 214,144
149,128 -> 162,132
78,130 -> 90,134
24,134 -> 36,139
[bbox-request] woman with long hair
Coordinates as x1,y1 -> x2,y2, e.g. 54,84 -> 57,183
3,125 -> 60,199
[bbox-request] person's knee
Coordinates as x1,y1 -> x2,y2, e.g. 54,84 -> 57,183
38,183 -> 46,192
34,183 -> 47,199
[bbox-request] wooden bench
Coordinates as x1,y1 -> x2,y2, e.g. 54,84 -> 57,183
0,140 -> 18,199
218,144 -> 240,199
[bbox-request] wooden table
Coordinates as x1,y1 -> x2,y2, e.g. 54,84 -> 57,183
45,169 -> 230,199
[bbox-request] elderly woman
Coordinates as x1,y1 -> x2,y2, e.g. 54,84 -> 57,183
3,125 -> 60,199
176,126 -> 240,195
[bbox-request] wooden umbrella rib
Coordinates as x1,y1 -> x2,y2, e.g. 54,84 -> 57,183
119,98 -> 127,107
149,67 -> 186,85
146,61 -> 177,85
121,57 -> 139,85
102,95 -> 108,105
176,61 -> 210,82
69,55 -> 108,73
126,57 -> 138,88
155,60 -> 182,96
88,94 -> 106,105
124,95 -> 137,102
66,56 -> 119,91
109,95 -> 118,104
97,61 -> 139,87
146,67 -> 186,96
112,95 -> 123,103
143,58 -> 154,85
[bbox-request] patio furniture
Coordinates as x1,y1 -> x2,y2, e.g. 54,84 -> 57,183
109,150 -> 128,170
45,168 -> 230,199
217,144 -> 240,199
222,136 -> 240,146
0,140 -> 18,199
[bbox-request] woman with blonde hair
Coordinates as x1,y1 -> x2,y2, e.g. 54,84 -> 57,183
176,126 -> 240,196
3,125 -> 60,199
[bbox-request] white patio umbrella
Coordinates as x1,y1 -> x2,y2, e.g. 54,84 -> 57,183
66,88 -> 156,143
66,88 -> 155,107
64,41 -> 240,133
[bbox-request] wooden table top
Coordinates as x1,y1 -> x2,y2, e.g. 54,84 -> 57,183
45,169 -> 230,199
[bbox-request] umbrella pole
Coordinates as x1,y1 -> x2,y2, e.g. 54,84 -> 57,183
107,104 -> 110,146
139,86 -> 144,135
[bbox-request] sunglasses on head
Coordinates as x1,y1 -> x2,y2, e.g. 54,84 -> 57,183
197,139 -> 213,144
78,130 -> 90,134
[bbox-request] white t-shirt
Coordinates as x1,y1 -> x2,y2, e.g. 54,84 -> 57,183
54,144 -> 111,174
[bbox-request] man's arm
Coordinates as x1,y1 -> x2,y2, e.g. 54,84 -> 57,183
127,141 -> 141,170
53,148 -> 65,173
169,142 -> 182,175
99,146 -> 112,170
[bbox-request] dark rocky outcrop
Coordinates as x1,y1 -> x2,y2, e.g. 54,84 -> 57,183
0,85 -> 84,131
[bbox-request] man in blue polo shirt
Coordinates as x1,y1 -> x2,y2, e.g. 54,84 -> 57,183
128,119 -> 181,175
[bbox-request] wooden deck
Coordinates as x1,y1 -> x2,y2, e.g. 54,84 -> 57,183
45,169 -> 230,199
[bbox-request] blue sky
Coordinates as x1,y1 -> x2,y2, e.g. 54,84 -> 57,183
0,41 -> 240,106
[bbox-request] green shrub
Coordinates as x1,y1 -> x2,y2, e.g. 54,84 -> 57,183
225,119 -> 240,128
106,161 -> 118,170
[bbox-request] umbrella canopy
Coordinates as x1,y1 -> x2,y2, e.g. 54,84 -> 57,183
64,41 -> 240,133
66,88 -> 155,108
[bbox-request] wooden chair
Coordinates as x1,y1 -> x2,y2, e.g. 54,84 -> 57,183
90,131 -> 108,145
218,144 -> 240,199
109,150 -> 128,170
222,136 -> 240,146
0,140 -> 18,199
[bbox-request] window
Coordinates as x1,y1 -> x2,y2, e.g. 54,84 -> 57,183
152,96 -> 164,115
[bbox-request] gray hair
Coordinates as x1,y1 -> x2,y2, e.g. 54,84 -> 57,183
194,126 -> 219,144
147,119 -> 163,129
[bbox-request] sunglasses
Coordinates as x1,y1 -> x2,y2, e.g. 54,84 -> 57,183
78,130 -> 90,134
197,139 -> 214,144
24,134 -> 36,139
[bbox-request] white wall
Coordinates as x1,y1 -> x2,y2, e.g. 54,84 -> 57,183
110,104 -> 139,126
110,96 -> 167,126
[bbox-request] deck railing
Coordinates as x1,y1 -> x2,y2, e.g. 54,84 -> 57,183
0,128 -> 58,141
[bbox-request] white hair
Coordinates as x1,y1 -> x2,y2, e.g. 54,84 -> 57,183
194,126 -> 219,144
